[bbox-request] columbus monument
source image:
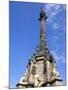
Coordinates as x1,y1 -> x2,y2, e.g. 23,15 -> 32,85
16,9 -> 63,88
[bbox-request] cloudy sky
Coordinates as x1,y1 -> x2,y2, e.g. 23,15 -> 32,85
9,1 -> 66,88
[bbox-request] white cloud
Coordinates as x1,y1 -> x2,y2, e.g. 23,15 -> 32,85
50,35 -> 59,46
44,4 -> 65,24
52,23 -> 60,30
50,35 -> 60,48
44,3 -> 66,32
53,35 -> 59,40
51,50 -> 65,63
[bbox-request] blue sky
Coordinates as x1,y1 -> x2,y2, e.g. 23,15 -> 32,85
9,1 -> 66,88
